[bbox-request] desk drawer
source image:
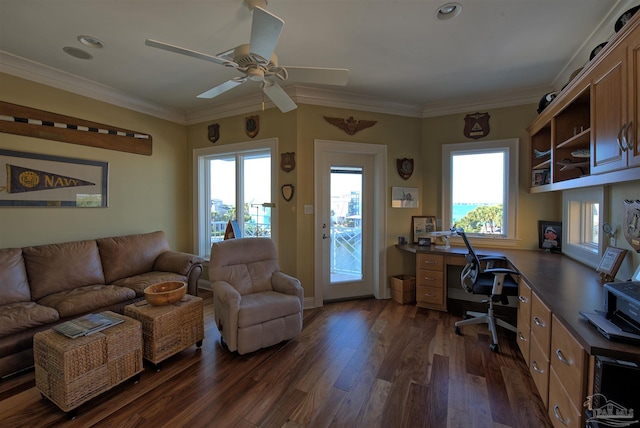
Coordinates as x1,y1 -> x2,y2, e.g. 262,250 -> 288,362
549,367 -> 582,428
416,269 -> 444,287
416,285 -> 444,306
417,254 -> 444,271
550,315 -> 587,410
530,334 -> 550,407
531,292 -> 552,359
517,280 -> 532,365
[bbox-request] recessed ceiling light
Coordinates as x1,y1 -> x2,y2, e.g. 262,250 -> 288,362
63,46 -> 93,60
77,35 -> 105,49
435,2 -> 463,21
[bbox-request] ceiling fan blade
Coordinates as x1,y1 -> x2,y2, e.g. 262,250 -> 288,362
145,39 -> 237,67
285,67 -> 349,86
263,82 -> 297,113
250,6 -> 284,62
197,79 -> 245,99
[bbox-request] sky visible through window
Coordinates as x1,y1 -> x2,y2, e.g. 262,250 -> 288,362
452,152 -> 504,204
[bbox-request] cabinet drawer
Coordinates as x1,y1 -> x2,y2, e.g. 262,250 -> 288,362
517,280 -> 532,365
549,367 -> 582,428
416,285 -> 444,306
529,334 -> 549,407
416,269 -> 444,287
550,315 -> 587,409
416,254 -> 444,271
531,292 -> 552,358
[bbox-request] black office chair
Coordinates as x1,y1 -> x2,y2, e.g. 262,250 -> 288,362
453,230 -> 520,352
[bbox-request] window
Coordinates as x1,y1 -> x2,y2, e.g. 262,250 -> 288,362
442,139 -> 518,240
193,139 -> 277,257
563,186 -> 607,267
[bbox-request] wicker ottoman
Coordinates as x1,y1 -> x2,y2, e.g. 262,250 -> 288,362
124,294 -> 204,368
34,312 -> 143,415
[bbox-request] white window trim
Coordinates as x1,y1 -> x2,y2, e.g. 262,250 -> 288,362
442,138 -> 519,244
193,138 -> 277,258
562,186 -> 608,268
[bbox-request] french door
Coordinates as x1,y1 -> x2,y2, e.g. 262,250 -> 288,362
314,140 -> 387,305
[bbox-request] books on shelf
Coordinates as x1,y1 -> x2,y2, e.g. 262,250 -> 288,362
53,312 -> 123,339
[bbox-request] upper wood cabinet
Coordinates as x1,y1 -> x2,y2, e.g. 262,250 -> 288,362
529,13 -> 640,192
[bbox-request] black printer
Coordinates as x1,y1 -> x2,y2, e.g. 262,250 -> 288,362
581,281 -> 640,343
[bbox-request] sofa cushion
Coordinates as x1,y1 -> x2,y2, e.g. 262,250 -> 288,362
37,284 -> 136,318
0,248 -> 31,305
97,231 -> 170,284
238,291 -> 301,328
111,272 -> 187,296
0,302 -> 59,337
23,240 -> 106,301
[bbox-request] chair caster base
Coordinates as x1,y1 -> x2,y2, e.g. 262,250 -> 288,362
489,343 -> 499,353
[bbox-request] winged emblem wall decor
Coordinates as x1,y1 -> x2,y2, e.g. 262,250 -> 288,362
324,116 -> 377,135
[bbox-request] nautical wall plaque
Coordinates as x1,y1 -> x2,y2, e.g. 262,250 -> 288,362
324,116 -> 377,135
208,123 -> 220,143
463,112 -> 490,139
281,152 -> 295,172
397,158 -> 413,180
624,199 -> 640,252
245,115 -> 259,138
0,101 -> 152,155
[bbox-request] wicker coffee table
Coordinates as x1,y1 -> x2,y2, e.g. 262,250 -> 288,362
34,312 -> 143,416
124,294 -> 204,369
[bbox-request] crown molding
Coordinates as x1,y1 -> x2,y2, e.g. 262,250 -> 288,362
0,51 -> 186,124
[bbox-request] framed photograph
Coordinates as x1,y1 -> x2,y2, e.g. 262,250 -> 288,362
0,149 -> 108,207
532,169 -> 549,186
538,220 -> 562,252
391,186 -> 419,208
596,246 -> 628,282
412,215 -> 437,243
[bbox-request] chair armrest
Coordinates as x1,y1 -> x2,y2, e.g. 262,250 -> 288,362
272,271 -> 304,306
154,251 -> 205,276
484,267 -> 520,276
478,255 -> 508,262
212,280 -> 241,352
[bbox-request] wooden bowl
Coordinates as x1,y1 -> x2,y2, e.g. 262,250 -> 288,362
144,281 -> 187,306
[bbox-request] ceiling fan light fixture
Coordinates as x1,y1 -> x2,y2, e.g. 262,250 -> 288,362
435,2 -> 462,21
77,35 -> 105,49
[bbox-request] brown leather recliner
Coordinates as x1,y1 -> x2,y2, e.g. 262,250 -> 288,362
209,237 -> 303,354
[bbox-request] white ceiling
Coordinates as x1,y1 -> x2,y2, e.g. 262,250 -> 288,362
0,1 -> 637,123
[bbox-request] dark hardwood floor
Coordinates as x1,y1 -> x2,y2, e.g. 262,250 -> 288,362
0,290 -> 551,427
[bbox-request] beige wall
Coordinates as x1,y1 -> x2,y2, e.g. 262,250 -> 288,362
0,74 -> 191,251
3,74 -> 638,297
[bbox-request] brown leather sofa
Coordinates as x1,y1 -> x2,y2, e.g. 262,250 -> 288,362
0,231 -> 204,379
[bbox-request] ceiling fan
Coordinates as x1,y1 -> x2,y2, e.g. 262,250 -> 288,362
145,0 -> 348,113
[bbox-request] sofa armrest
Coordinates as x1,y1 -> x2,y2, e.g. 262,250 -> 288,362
154,251 -> 205,295
272,271 -> 304,308
212,280 -> 241,352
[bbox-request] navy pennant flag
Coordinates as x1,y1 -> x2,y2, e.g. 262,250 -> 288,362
6,164 -> 95,193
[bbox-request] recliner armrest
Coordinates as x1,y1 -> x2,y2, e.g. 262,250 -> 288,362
211,280 -> 241,303
272,272 -> 304,306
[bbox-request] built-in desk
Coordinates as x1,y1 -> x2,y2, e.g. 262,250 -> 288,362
397,243 -> 640,360
398,243 -> 640,427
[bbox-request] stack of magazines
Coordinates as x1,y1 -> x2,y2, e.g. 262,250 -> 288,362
53,312 -> 123,339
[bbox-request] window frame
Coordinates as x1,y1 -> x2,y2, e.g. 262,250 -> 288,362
193,138 -> 277,258
442,138 -> 519,241
562,186 -> 608,268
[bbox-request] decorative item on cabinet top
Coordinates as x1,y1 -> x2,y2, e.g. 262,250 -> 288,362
537,91 -> 558,114
615,5 -> 640,32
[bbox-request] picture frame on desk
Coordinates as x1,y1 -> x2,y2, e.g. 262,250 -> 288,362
538,220 -> 562,252
412,215 -> 436,244
596,246 -> 628,282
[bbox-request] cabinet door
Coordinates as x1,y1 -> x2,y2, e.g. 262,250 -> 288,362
591,43 -> 628,174
630,22 -> 640,167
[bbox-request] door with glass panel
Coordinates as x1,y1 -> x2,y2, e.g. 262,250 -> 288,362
204,147 -> 274,255
319,152 -> 374,301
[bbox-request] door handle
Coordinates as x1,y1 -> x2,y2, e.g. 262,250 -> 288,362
618,123 -> 629,151
625,121 -> 634,152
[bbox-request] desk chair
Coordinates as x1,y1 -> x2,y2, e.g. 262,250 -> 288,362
454,230 -> 520,352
